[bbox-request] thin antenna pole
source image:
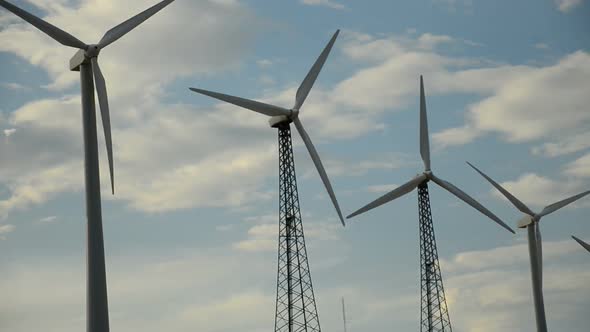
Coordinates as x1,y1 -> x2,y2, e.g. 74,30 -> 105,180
342,297 -> 347,332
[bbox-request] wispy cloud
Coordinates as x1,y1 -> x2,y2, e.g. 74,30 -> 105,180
554,0 -> 584,13
39,215 -> 58,223
1,82 -> 27,90
564,152 -> 590,178
0,223 -> 15,239
3,128 -> 16,137
494,172 -> 589,208
301,0 -> 347,10
433,51 -> 590,150
534,42 -> 550,50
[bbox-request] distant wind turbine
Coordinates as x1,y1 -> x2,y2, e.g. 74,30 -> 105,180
190,30 -> 342,331
342,297 -> 348,332
190,30 -> 344,226
347,76 -> 513,331
0,1 -> 176,331
467,161 -> 590,332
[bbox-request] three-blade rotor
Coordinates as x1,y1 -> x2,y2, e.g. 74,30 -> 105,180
346,77 -> 514,234
0,0 -> 176,194
467,161 -> 590,287
190,30 -> 345,226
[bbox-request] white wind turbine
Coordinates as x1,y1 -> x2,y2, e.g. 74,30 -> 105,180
467,161 -> 590,332
190,30 -> 344,226
0,1 -> 176,331
347,76 -> 514,234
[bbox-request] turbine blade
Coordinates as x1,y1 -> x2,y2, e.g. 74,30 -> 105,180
98,0 -> 175,48
430,174 -> 515,233
91,58 -> 114,195
0,0 -> 86,49
572,236 -> 590,253
537,190 -> 590,218
347,174 -> 427,219
536,224 -> 543,288
189,88 -> 290,117
294,30 -> 339,110
420,75 -> 431,171
293,117 -> 345,226
466,161 -> 534,216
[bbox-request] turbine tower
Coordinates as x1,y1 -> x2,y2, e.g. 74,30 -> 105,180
347,76 -> 514,332
190,30 -> 343,332
342,297 -> 348,332
467,162 -> 590,332
572,235 -> 590,253
0,1 -> 176,331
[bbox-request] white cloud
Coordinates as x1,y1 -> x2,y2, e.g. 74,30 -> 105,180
434,51 -> 590,149
534,42 -> 550,50
0,0 -> 258,92
564,152 -> 590,178
0,249 -> 276,332
0,161 -> 82,218
531,131 -> 590,157
233,219 -> 341,252
2,23 -> 587,225
555,0 -> 583,12
301,154 -> 413,179
178,291 -> 274,331
442,239 -> 590,332
3,128 -> 16,137
0,223 -> 16,239
39,215 -> 58,223
433,0 -> 474,13
301,0 -> 347,10
0,82 -> 27,90
256,59 -> 273,67
365,183 -> 399,193
495,172 -> 588,209
417,33 -> 454,50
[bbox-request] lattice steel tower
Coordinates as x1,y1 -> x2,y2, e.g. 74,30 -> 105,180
418,183 -> 452,332
274,123 -> 321,332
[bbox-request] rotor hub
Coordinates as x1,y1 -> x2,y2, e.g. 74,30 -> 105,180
517,215 -> 535,229
269,109 -> 299,128
85,44 -> 101,58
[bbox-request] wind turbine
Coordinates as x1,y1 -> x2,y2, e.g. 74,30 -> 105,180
347,76 -> 514,332
467,161 -> 590,332
0,1 -> 175,331
342,297 -> 348,332
190,30 -> 342,332
572,236 -> 590,253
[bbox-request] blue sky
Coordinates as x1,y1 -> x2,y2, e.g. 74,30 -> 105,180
1,0 -> 589,331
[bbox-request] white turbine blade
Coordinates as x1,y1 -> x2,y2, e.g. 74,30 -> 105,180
0,0 -> 86,49
294,30 -> 339,110
572,236 -> 590,253
189,88 -> 290,117
419,75 -> 431,171
98,0 -> 175,48
430,174 -> 515,234
536,224 -> 543,288
347,174 -> 427,219
537,190 -> 590,218
91,58 -> 114,195
466,161 -> 535,216
293,117 -> 345,226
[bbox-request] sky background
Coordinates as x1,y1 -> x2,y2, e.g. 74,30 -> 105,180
1,0 -> 590,331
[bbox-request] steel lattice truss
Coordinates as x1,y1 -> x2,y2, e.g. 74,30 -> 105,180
418,183 -> 452,332
274,124 -> 321,332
